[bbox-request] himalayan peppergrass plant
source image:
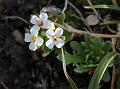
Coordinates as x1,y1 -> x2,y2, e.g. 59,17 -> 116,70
24,11 -> 78,89
23,1 -> 120,89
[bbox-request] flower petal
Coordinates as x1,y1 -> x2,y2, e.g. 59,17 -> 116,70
46,29 -> 55,38
49,22 -> 55,30
55,38 -> 65,48
30,25 -> 40,35
29,42 -> 37,51
24,33 -> 31,42
30,15 -> 38,24
42,20 -> 51,29
46,39 -> 54,49
36,37 -> 43,46
39,12 -> 48,22
55,27 -> 63,37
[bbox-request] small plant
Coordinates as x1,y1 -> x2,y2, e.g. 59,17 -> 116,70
23,1 -> 120,89
70,33 -> 112,73
24,11 -> 78,89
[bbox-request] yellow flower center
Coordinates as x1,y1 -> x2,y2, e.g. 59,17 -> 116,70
32,35 -> 37,43
53,35 -> 59,41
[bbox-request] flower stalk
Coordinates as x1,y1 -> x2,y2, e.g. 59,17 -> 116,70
61,48 -> 78,89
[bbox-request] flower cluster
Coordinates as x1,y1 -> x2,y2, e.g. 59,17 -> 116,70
24,12 -> 65,51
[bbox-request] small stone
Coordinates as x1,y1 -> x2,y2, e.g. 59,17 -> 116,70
86,15 -> 99,26
12,30 -> 24,44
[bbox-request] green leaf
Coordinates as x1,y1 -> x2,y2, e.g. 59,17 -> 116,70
88,52 -> 118,89
84,33 -> 92,43
70,41 -> 81,52
57,51 -> 81,65
56,12 -> 65,25
92,37 -> 102,48
85,53 -> 94,63
84,5 -> 120,12
102,69 -> 110,82
42,47 -> 52,57
92,37 -> 102,56
64,32 -> 73,42
74,66 -> 88,73
102,41 -> 112,52
74,64 -> 97,73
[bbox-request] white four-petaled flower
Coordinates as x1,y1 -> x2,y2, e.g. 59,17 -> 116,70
45,27 -> 65,49
25,12 -> 65,51
30,12 -> 51,31
24,28 -> 43,51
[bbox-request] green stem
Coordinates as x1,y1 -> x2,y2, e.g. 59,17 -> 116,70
61,48 -> 78,89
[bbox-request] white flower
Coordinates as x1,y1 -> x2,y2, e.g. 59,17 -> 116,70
24,28 -> 43,51
45,27 -> 65,49
30,12 -> 51,31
